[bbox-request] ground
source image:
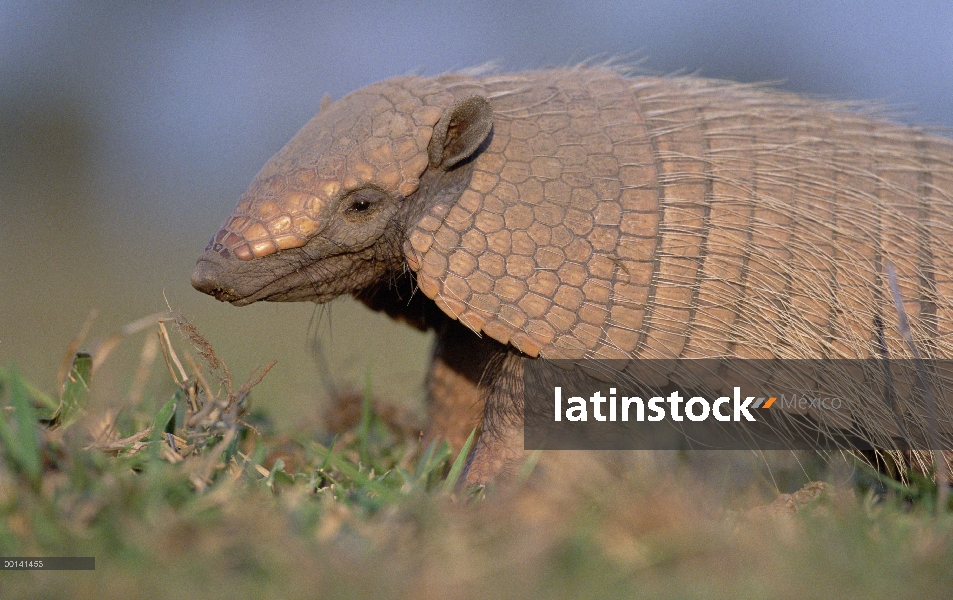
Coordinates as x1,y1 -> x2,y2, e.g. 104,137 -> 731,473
1,315 -> 952,600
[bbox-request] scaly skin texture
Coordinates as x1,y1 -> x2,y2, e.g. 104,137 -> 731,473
193,67 -> 953,485
206,79 -> 449,260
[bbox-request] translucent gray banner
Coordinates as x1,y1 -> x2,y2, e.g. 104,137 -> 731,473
523,360 -> 953,451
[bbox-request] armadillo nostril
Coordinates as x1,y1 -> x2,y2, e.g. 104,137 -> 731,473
191,260 -> 226,297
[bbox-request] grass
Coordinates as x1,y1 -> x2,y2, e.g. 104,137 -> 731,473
2,315 -> 953,599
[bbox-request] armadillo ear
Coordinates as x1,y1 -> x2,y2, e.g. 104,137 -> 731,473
428,96 -> 493,170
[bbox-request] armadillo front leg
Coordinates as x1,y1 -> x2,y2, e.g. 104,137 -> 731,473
425,318 -> 529,486
462,350 -> 527,487
423,326 -> 486,453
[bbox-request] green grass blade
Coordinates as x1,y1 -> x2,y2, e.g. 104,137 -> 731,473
149,392 -> 180,445
0,366 -> 57,414
516,449 -> 543,484
442,429 -> 476,494
265,458 -> 286,488
0,407 -> 15,461
317,435 -> 338,472
4,367 -> 42,488
174,396 -> 188,430
0,368 -> 16,447
359,370 -> 373,465
313,442 -> 398,504
55,352 -> 92,429
413,439 -> 438,482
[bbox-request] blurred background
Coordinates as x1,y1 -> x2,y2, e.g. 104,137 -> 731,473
2,1 -> 951,427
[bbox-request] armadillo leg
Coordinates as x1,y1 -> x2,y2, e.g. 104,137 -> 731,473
462,351 -> 528,486
422,320 -> 496,453
463,419 -> 525,486
424,352 -> 483,453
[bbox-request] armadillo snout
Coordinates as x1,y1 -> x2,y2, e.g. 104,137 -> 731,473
191,259 -> 238,303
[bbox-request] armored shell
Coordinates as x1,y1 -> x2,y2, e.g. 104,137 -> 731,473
402,69 -> 953,364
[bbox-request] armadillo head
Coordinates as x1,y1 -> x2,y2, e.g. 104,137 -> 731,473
191,77 -> 492,305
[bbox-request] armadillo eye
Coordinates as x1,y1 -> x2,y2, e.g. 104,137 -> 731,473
343,188 -> 385,217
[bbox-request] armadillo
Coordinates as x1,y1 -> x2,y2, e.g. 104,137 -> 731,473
191,67 -> 953,485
